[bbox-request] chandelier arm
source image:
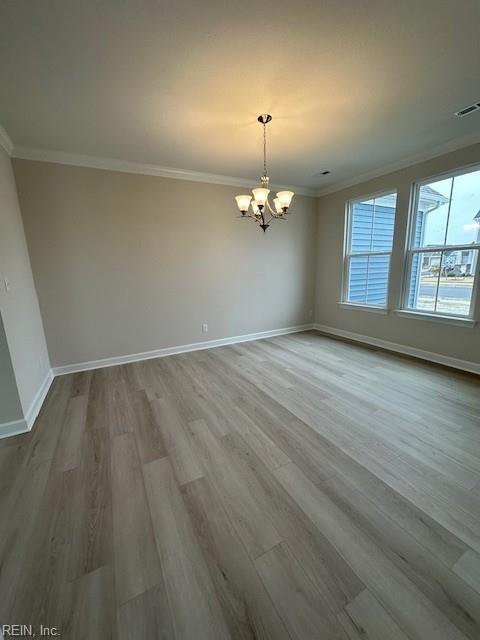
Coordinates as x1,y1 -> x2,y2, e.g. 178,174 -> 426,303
263,209 -> 274,225
265,197 -> 279,217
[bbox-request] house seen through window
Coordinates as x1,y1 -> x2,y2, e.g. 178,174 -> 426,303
405,167 -> 480,318
343,191 -> 397,307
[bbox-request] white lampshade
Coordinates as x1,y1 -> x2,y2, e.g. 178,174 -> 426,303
276,191 -> 294,209
235,195 -> 251,213
273,198 -> 283,214
251,201 -> 260,216
252,188 -> 270,207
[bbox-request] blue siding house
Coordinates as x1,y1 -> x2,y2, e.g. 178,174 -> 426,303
347,187 -> 448,307
348,200 -> 395,306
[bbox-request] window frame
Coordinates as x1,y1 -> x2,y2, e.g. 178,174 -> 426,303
401,164 -> 480,322
341,188 -> 398,310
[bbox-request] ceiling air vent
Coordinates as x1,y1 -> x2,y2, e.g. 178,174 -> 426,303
454,103 -> 480,117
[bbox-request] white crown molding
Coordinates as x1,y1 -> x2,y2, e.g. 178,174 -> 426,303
53,324 -> 314,375
9,131 -> 480,198
0,123 -> 14,156
10,132 -> 480,198
313,323 -> 480,375
315,132 -> 480,197
12,146 -> 316,197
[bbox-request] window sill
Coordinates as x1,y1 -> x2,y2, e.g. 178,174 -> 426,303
393,309 -> 477,328
338,302 -> 389,315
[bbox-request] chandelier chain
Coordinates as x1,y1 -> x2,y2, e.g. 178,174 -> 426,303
263,122 -> 267,177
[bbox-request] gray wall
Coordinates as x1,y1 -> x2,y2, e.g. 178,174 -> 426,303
315,142 -> 480,365
0,314 -> 23,424
13,160 -> 317,367
0,147 -> 50,416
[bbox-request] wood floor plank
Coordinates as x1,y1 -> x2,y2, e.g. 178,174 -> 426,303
71,370 -> 92,397
361,454 -> 480,554
232,405 -> 291,471
86,368 -> 108,430
326,450 -> 468,567
53,394 -> 87,472
106,376 -> 136,437
62,565 -> 115,639
130,389 -> 166,463
117,582 -> 175,640
111,433 -> 162,604
68,426 -> 113,581
143,456 -> 231,640
322,473 -> 480,639
255,542 -> 348,639
186,418 -> 282,559
339,589 -> 410,640
220,430 -> 365,613
0,444 -> 25,511
0,457 -> 54,621
5,468 -> 75,628
182,475 -> 291,640
453,550 -> 480,595
152,396 -> 204,485
275,461 -> 470,640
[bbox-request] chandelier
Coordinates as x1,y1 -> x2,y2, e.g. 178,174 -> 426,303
235,114 -> 294,232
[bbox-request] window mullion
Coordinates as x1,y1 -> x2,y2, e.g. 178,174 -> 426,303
365,255 -> 370,305
433,250 -> 443,312
443,178 -> 454,246
346,251 -> 391,258
365,198 -> 376,305
412,243 -> 480,253
344,255 -> 350,302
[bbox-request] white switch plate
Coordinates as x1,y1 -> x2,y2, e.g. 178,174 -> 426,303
202,323 -> 208,333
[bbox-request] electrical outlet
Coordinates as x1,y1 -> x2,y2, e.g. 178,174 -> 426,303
202,323 -> 208,333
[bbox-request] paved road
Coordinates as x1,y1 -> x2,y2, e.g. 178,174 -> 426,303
419,284 -> 472,299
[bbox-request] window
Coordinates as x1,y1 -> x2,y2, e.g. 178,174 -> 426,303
343,191 -> 397,307
404,166 -> 480,318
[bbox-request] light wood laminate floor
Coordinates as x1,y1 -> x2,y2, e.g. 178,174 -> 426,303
1,331 -> 480,639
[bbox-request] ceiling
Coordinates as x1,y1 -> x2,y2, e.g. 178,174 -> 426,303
1,0 -> 479,193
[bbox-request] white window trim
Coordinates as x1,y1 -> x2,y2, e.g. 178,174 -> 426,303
341,188 -> 397,311
393,309 -> 476,328
337,302 -> 389,315
401,165 -> 480,322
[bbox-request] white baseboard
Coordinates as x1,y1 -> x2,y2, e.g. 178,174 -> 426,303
0,418 -> 28,439
0,369 -> 54,440
24,369 -> 55,430
53,324 -> 315,376
313,323 -> 480,375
